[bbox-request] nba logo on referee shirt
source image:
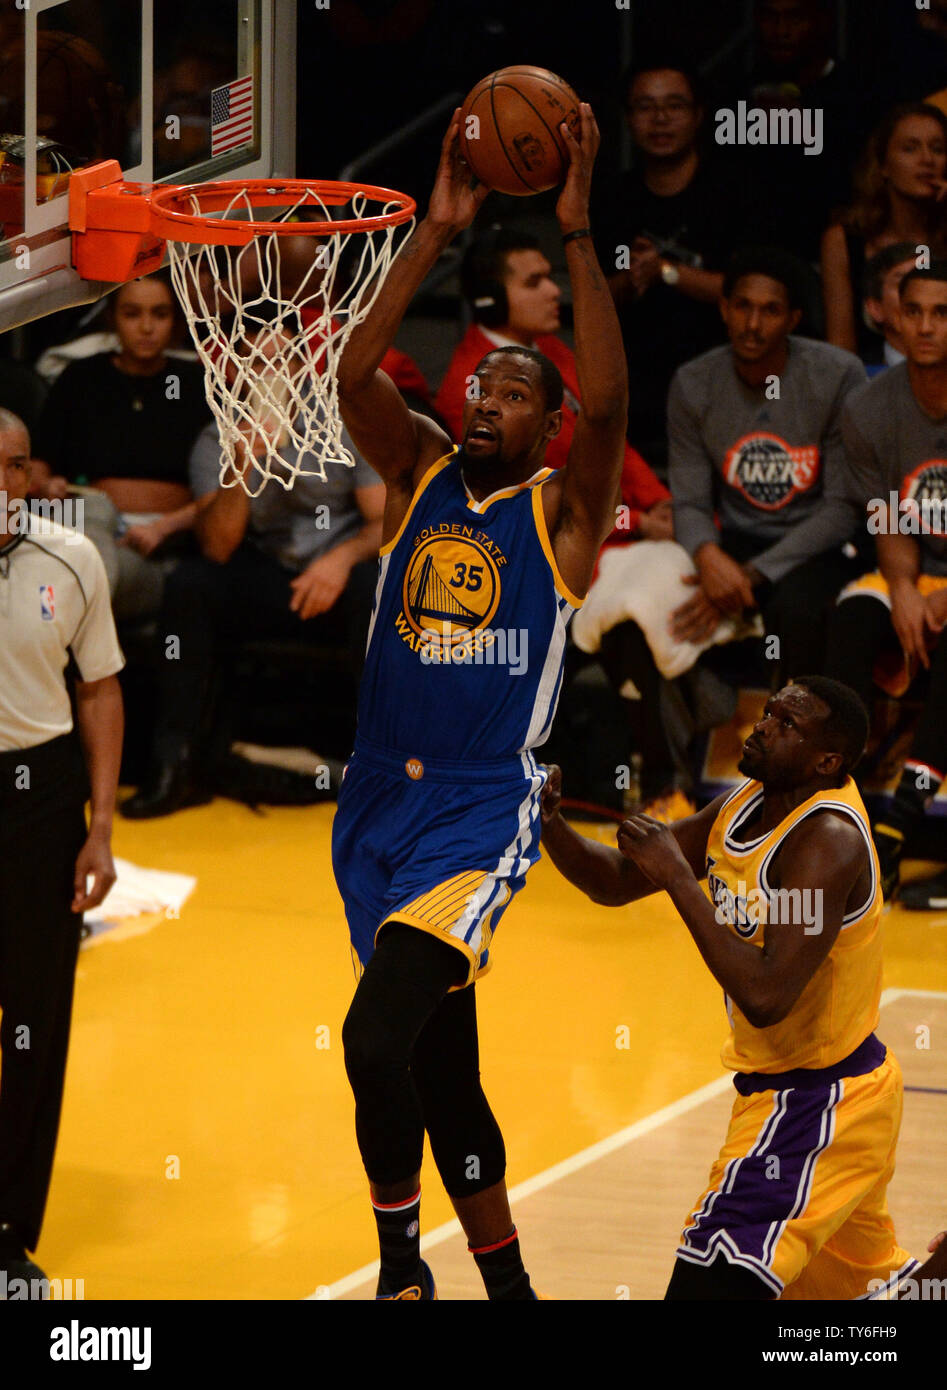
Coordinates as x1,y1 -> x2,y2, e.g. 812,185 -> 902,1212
39,584 -> 54,620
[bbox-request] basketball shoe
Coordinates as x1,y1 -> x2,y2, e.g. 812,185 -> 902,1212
375,1260 -> 437,1300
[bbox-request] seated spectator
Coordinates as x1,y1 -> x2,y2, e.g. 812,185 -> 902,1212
669,247 -> 866,685
436,228 -> 671,536
825,264 -> 947,904
712,0 -> 870,262
821,103 -> 947,359
592,59 -> 738,476
861,242 -> 918,376
120,416 -> 384,819
31,272 -> 211,621
33,321 -> 198,383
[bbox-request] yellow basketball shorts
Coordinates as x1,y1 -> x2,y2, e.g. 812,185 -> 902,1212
677,1040 -> 919,1299
837,571 -> 947,608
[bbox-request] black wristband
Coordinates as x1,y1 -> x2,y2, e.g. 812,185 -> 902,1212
562,227 -> 592,244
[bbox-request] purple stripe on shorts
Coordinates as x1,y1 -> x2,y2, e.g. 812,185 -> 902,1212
682,1081 -> 841,1272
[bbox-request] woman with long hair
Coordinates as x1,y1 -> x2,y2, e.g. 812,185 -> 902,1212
821,102 -> 947,359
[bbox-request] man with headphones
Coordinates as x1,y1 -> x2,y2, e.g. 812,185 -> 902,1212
436,227 -> 672,543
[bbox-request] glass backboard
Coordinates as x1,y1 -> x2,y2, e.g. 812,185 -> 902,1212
0,0 -> 295,332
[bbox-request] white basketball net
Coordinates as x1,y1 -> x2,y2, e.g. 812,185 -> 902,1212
164,186 -> 413,497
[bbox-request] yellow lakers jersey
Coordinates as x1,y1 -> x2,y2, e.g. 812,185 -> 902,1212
705,777 -> 882,1073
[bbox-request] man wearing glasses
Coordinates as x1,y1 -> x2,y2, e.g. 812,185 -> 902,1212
594,60 -> 745,477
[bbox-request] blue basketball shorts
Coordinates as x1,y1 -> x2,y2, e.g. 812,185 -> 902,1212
331,735 -> 547,986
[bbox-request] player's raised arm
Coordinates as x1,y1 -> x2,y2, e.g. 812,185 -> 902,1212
540,765 -> 725,906
336,112 -> 488,485
545,104 -> 629,599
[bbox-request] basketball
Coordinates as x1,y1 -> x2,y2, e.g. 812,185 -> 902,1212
458,66 -> 581,196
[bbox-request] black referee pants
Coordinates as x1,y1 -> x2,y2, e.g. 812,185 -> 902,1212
0,736 -> 86,1253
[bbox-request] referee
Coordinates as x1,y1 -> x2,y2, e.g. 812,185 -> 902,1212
0,408 -> 123,1297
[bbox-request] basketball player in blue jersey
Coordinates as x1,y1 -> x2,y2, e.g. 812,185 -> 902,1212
332,103 -> 627,1299
541,676 -> 924,1300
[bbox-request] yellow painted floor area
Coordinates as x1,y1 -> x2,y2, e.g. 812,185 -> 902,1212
37,799 -> 947,1300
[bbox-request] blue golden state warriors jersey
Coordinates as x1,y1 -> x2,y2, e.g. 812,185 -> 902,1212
357,448 -> 582,761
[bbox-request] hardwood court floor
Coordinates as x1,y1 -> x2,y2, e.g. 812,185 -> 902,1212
37,800 -> 947,1300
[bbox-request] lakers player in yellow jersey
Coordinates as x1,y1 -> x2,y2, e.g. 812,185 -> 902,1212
541,675 -> 921,1299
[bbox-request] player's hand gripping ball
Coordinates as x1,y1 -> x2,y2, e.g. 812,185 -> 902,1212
459,66 -> 581,195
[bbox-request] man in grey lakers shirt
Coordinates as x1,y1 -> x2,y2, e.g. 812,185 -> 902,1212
826,263 -> 947,904
668,248 -> 866,680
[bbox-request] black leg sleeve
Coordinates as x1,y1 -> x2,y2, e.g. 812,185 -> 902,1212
411,984 -> 506,1199
341,926 -> 467,1187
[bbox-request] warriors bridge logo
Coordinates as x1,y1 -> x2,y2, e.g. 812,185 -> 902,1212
396,527 -> 505,661
723,432 -> 820,510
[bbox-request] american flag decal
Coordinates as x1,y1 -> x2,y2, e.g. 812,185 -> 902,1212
211,75 -> 254,157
